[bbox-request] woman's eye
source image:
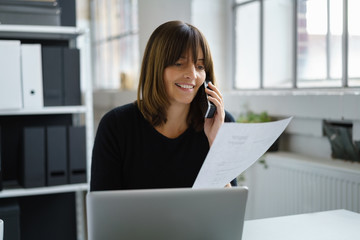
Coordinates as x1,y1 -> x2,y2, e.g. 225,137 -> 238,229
197,65 -> 205,70
174,62 -> 182,67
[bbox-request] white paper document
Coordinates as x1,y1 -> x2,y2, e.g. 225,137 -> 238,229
193,117 -> 293,189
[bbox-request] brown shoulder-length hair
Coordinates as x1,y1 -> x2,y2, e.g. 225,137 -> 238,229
136,20 -> 216,131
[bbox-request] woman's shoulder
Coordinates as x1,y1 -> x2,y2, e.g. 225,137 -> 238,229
100,102 -> 139,126
224,110 -> 235,123
107,102 -> 138,116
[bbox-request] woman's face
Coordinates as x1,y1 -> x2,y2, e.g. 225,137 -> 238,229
163,49 -> 206,106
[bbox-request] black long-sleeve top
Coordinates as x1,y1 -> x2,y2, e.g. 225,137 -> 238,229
90,103 -> 235,191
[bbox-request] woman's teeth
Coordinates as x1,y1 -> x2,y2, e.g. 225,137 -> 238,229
175,83 -> 194,89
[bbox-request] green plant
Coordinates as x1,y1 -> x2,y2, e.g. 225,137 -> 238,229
237,111 -> 272,123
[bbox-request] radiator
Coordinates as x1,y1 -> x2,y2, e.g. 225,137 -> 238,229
242,152 -> 360,220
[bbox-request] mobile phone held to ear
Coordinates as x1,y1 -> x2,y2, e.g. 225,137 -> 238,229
199,80 -> 216,118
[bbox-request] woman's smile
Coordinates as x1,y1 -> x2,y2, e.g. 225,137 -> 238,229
175,83 -> 195,90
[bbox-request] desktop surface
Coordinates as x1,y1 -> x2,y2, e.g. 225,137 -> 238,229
243,209 -> 360,240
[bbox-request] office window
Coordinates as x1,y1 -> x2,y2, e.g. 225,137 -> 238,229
297,0 -> 342,87
348,0 -> 360,86
233,0 -> 358,89
91,0 -> 139,89
234,1 -> 260,89
263,0 -> 293,88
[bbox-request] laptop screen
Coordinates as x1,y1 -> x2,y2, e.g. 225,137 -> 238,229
87,187 -> 248,240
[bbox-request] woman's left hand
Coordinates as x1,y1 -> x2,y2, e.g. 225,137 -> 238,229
204,82 -> 225,147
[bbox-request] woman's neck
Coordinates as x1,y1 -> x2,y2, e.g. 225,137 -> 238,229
155,103 -> 190,139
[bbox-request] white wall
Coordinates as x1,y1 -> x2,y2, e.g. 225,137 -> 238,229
138,0 -> 192,62
191,0 -> 233,91
223,89 -> 360,160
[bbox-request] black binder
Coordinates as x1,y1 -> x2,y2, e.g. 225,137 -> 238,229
58,0 -> 76,26
0,126 -> 2,191
0,1 -> 61,26
63,48 -> 81,106
0,199 -> 21,240
19,193 -> 77,240
22,127 -> 46,188
68,126 -> 86,183
42,46 -> 63,106
46,126 -> 68,186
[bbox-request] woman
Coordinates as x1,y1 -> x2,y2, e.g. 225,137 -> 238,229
90,21 -> 235,191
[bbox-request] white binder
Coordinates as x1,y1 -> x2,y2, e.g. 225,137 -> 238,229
0,40 -> 23,110
21,44 -> 44,108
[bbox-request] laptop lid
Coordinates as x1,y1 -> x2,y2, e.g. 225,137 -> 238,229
86,187 -> 248,240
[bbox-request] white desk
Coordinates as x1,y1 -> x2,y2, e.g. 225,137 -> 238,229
243,210 -> 360,240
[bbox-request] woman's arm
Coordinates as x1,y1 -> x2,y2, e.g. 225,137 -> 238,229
90,110 -> 123,191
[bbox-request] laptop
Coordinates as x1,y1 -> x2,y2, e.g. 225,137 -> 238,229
86,187 -> 248,240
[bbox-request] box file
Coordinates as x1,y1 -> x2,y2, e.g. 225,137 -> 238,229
68,126 -> 87,183
46,126 -> 68,186
0,1 -> 61,26
22,127 -> 46,188
42,46 -> 82,106
1,119 -> 21,186
21,44 -> 44,108
63,48 -> 81,106
0,199 -> 20,240
0,126 -> 2,191
58,0 -> 76,26
19,193 -> 77,240
42,46 -> 63,106
0,40 -> 23,110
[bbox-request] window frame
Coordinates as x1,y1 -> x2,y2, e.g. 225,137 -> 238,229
232,0 -> 355,90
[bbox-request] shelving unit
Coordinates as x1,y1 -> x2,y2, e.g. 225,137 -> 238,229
0,106 -> 87,116
0,25 -> 93,240
0,183 -> 88,198
0,24 -> 84,40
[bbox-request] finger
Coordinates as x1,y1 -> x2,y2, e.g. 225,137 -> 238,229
207,95 -> 223,109
207,82 -> 223,100
207,96 -> 225,121
205,87 -> 223,104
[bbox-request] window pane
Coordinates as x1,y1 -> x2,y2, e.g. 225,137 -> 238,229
95,42 -> 111,88
93,0 -> 139,89
348,0 -> 360,86
112,39 -> 120,88
263,0 -> 293,88
118,35 -> 139,89
329,0 -> 342,80
95,0 -> 108,41
110,0 -> 120,37
298,0 -> 326,87
235,2 -> 260,89
235,0 -> 251,4
297,0 -> 342,88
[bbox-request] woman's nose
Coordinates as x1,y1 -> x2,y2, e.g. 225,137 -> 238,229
184,64 -> 196,79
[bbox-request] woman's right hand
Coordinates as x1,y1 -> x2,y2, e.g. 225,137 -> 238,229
203,82 -> 225,147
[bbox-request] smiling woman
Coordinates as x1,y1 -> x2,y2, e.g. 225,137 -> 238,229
90,21 -> 236,191
163,49 -> 205,104
137,21 -> 215,130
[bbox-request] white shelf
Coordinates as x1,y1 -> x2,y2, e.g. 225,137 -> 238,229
0,23 -> 93,240
0,24 -> 84,40
0,106 -> 87,116
0,183 -> 88,198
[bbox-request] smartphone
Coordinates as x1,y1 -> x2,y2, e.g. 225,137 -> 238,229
199,79 -> 216,118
